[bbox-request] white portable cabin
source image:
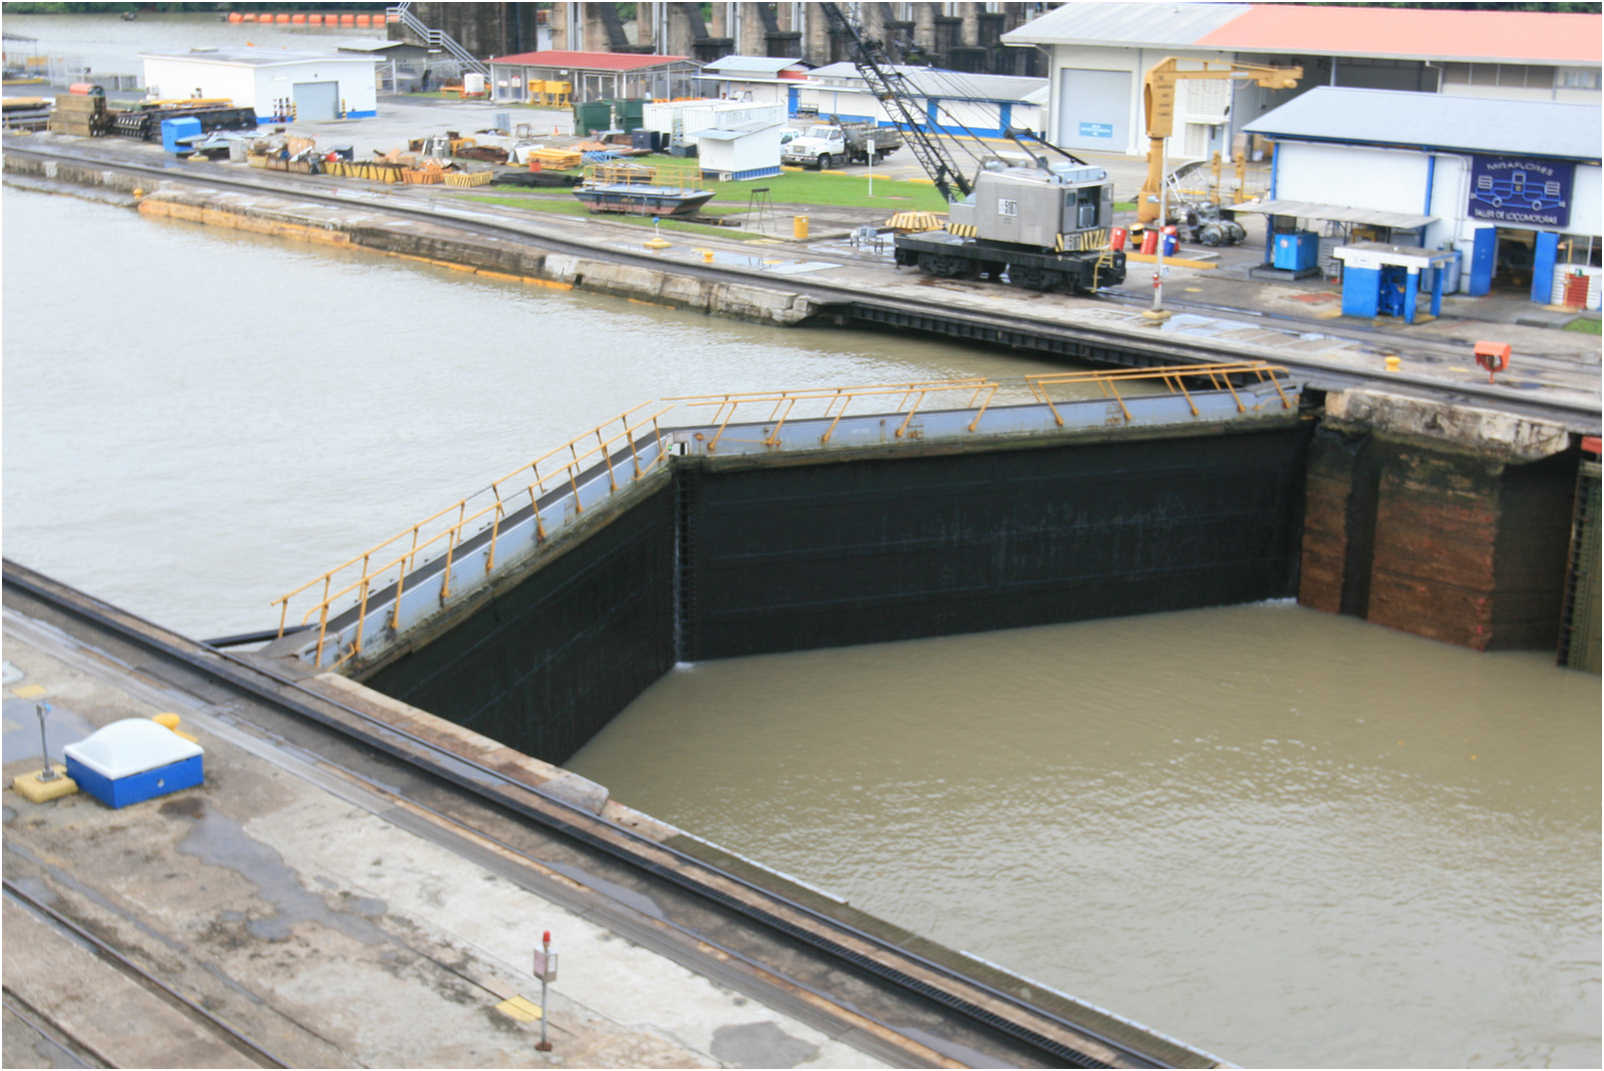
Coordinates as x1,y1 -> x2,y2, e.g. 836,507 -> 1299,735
140,48 -> 378,121
692,103 -> 785,181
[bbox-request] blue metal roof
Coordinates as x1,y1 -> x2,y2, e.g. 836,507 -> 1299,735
1245,86 -> 1602,161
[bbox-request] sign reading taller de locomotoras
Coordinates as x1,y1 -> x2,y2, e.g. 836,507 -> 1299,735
1469,155 -> 1575,229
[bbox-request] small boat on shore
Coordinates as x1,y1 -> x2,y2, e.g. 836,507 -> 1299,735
573,183 -> 716,217
572,162 -> 714,217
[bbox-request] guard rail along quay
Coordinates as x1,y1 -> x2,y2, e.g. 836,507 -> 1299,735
269,363 -> 1297,671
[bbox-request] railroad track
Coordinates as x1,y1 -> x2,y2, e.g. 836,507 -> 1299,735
3,559 -> 1214,1069
8,140 -> 1597,434
3,879 -> 290,1068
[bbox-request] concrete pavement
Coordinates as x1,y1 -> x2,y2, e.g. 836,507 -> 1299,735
1,608 -> 889,1070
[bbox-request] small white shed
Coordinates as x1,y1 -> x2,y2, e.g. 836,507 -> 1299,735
693,103 -> 784,181
140,48 -> 378,121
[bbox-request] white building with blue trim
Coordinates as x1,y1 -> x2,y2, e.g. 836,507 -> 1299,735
1244,87 -> 1601,307
140,49 -> 378,121
794,62 -> 1045,138
693,103 -> 786,182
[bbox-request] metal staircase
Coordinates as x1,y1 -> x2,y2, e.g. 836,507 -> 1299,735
387,2 -> 488,76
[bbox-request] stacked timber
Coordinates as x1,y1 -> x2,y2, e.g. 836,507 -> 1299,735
523,148 -> 582,170
46,92 -> 107,136
442,170 -> 495,187
1,96 -> 52,131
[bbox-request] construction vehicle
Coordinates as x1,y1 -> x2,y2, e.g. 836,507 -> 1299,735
781,116 -> 902,169
818,3 -> 1124,293
1138,57 -> 1302,237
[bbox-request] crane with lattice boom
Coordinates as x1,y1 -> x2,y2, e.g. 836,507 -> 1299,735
817,2 -> 972,202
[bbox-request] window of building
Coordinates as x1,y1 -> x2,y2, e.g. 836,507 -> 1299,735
1557,67 -> 1602,90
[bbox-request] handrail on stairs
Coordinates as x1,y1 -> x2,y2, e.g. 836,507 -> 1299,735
388,1 -> 489,76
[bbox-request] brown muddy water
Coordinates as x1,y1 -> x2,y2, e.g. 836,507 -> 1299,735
5,181 -> 1598,1069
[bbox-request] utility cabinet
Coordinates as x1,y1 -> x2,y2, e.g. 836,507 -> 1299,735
1272,230 -> 1319,271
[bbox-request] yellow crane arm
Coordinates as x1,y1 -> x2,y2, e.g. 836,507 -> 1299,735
1138,57 -> 1302,225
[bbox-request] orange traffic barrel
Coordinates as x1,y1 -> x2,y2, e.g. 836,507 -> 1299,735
355,14 -> 371,26
275,13 -> 290,24
307,13 -> 323,24
228,11 -> 243,22
340,14 -> 355,26
241,12 -> 256,21
291,13 -> 306,24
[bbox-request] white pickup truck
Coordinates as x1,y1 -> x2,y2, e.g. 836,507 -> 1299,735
781,120 -> 902,170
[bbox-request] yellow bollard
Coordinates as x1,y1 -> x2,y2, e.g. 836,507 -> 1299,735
700,248 -> 714,263
793,215 -> 809,240
153,712 -> 198,742
1385,355 -> 1401,372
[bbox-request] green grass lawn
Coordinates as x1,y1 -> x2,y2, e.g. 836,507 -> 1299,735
596,157 -> 948,211
1563,316 -> 1601,334
450,190 -> 772,241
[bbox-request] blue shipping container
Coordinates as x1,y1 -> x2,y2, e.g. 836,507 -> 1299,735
161,116 -> 202,155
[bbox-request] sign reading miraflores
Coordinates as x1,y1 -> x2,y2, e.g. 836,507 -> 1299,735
1469,155 -> 1574,228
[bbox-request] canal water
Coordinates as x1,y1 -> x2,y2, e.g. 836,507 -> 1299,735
5,183 -> 1599,1065
0,10 -> 386,84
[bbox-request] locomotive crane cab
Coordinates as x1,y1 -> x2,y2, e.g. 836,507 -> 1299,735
954,165 -> 1114,252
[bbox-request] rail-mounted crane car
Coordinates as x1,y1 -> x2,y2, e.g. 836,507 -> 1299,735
820,3 -> 1125,294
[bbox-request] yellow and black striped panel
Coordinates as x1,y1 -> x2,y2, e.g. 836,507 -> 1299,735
1055,229 -> 1110,253
946,222 -> 977,238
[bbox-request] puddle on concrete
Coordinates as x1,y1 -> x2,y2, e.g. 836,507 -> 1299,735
3,661 -> 22,685
2,699 -> 94,765
174,806 -> 388,944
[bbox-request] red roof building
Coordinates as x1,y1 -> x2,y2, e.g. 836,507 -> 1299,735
485,50 -> 700,105
1003,2 -> 1602,157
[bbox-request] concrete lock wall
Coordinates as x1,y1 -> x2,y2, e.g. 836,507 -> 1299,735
356,424 -> 1311,763
1300,424 -> 1580,650
359,481 -> 678,766
680,427 -> 1311,659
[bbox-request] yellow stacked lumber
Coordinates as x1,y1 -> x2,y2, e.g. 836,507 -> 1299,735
525,148 -> 582,170
442,170 -> 495,187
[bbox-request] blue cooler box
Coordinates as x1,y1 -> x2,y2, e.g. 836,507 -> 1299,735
64,718 -> 204,809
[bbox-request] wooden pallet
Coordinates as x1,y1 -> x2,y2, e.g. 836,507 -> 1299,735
442,170 -> 495,187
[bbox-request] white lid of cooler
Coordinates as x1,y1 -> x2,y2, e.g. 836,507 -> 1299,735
63,718 -> 203,779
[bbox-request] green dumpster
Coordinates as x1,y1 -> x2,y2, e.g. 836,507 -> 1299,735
615,99 -> 644,132
573,100 -> 611,136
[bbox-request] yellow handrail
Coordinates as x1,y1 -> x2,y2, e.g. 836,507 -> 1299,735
273,403 -> 673,663
275,363 -> 1290,664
